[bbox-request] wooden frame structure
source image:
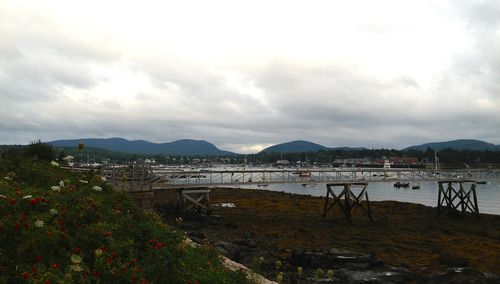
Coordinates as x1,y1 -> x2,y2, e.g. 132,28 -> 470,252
105,165 -> 153,191
323,182 -> 372,221
437,180 -> 479,217
176,187 -> 211,215
103,165 -> 154,209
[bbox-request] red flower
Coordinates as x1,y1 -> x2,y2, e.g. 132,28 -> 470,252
35,255 -> 42,262
9,199 -> 16,205
44,280 -> 51,284
31,266 -> 37,273
51,263 -> 59,269
22,272 -> 30,280
30,198 -> 40,205
74,247 -> 81,254
104,231 -> 112,237
154,241 -> 164,249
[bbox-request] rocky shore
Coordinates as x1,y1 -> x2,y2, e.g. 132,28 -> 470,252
155,187 -> 500,283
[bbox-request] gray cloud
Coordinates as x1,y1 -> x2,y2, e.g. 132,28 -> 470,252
0,1 -> 499,152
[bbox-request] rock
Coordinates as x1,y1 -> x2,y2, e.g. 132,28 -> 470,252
244,230 -> 257,239
234,238 -> 257,248
335,269 -> 413,284
438,254 -> 470,268
424,267 -> 497,284
215,241 -> 242,261
226,222 -> 238,229
329,248 -> 363,257
188,231 -> 207,240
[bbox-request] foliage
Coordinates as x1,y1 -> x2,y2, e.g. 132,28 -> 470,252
8,143 -> 500,167
0,159 -> 246,283
23,140 -> 55,162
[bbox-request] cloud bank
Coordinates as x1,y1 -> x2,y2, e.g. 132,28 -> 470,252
0,0 -> 499,153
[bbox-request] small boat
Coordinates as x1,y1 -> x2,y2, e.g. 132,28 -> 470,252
394,182 -> 410,188
411,185 -> 420,190
257,184 -> 268,187
294,171 -> 312,177
476,181 -> 488,185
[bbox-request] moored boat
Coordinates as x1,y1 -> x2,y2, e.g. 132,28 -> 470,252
394,182 -> 410,188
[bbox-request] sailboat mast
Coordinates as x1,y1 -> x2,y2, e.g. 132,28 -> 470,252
434,150 -> 439,171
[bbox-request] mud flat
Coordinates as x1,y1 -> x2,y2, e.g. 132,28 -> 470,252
155,187 -> 500,283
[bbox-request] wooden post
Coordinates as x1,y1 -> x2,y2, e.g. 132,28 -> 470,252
323,182 -> 372,222
436,180 -> 479,218
176,187 -> 211,215
112,168 -> 116,190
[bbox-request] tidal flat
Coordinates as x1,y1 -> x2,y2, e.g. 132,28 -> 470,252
156,187 -> 500,282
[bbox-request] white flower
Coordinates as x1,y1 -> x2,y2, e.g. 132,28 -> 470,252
79,180 -> 88,184
0,195 -> 6,199
92,186 -> 102,192
63,155 -> 74,161
70,255 -> 82,264
59,180 -> 65,187
50,208 -> 58,215
50,161 -> 59,167
4,176 -> 12,181
70,264 -> 83,272
22,195 -> 33,199
95,248 -> 103,257
51,186 -> 61,191
100,176 -> 107,182
34,220 -> 44,227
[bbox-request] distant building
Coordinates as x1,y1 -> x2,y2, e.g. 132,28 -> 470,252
276,160 -> 290,166
388,157 -> 419,165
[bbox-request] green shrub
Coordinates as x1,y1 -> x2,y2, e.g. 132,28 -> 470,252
23,140 -> 55,161
0,159 -> 245,283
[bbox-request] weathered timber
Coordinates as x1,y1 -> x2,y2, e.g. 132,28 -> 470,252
436,180 -> 479,217
128,191 -> 155,209
323,182 -> 372,221
104,165 -> 153,191
176,187 -> 211,215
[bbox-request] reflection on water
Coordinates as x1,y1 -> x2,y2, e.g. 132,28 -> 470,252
237,180 -> 500,215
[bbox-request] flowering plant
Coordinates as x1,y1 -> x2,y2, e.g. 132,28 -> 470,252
0,159 -> 245,283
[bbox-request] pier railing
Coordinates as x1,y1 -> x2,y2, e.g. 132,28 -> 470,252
99,166 -> 500,190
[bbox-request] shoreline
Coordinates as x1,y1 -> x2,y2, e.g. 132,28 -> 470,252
155,187 -> 500,282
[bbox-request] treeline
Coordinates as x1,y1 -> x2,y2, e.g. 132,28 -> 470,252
2,142 -> 500,167
242,148 -> 500,167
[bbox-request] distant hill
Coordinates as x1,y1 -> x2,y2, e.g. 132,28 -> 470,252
404,139 -> 500,151
49,138 -> 235,156
261,140 -> 327,153
260,140 -> 365,153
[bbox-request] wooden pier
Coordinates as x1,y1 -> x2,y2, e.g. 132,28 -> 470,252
101,166 -> 500,189
95,166 -> 496,214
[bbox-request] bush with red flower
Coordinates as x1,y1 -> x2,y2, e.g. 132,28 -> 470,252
0,158 -> 246,283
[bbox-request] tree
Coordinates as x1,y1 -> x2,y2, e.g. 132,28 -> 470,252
77,142 -> 85,164
23,140 -> 55,161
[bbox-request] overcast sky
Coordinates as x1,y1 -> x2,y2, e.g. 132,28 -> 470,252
1,0 -> 499,153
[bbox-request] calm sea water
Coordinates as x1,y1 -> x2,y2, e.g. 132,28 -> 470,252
235,179 -> 500,215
